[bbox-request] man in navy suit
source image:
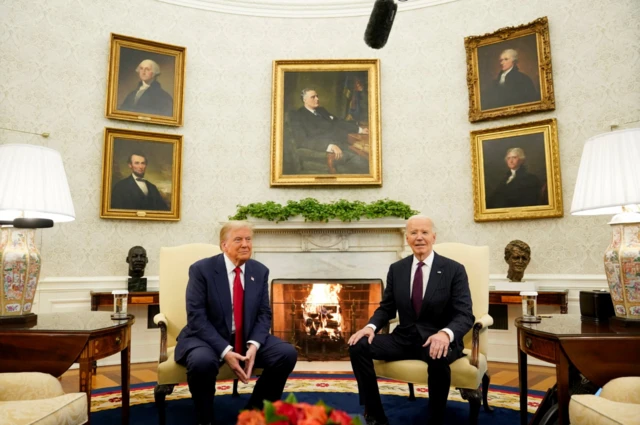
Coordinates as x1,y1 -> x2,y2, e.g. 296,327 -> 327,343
349,215 -> 474,425
174,221 -> 298,425
111,152 -> 170,211
289,88 -> 370,174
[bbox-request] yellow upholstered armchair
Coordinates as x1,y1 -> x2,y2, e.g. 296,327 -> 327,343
0,372 -> 87,425
153,243 -> 261,425
570,377 -> 640,425
372,243 -> 493,425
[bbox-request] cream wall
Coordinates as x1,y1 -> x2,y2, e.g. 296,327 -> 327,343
1,0 -> 639,280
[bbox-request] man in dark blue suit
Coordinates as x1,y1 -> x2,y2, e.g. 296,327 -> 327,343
289,88 -> 370,174
110,152 -> 170,211
349,216 -> 474,425
174,221 -> 297,425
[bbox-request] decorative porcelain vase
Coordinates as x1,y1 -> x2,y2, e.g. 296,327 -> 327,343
0,227 -> 41,318
604,222 -> 640,320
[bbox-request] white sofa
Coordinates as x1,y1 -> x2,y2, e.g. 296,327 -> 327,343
0,372 -> 87,425
570,377 -> 640,425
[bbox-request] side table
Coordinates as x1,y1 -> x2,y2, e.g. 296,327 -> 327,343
0,311 -> 135,425
516,314 -> 640,425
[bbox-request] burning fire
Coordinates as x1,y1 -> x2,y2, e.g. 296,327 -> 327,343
301,284 -> 343,340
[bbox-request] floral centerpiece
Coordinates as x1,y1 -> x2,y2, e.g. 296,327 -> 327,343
236,394 -> 363,425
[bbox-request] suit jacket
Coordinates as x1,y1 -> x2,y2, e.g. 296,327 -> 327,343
482,66 -> 539,110
486,166 -> 541,209
111,175 -> 169,211
369,253 -> 474,359
174,254 -> 272,362
119,80 -> 173,117
289,106 -> 359,152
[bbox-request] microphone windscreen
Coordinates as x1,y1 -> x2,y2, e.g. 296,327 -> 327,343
364,0 -> 398,49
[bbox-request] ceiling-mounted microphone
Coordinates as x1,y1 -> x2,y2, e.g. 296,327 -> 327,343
364,0 -> 404,49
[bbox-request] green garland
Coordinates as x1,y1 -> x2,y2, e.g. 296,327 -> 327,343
229,198 -> 418,223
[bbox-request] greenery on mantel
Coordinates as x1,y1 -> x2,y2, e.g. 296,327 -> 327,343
229,198 -> 418,223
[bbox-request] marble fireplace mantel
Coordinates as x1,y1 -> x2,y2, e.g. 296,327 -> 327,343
245,218 -> 411,282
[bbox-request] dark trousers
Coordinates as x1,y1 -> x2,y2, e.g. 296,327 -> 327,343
349,331 -> 453,425
180,334 -> 297,424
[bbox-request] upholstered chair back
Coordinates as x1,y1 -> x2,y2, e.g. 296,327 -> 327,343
159,243 -> 220,347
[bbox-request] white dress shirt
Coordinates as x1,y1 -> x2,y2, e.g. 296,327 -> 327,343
219,254 -> 260,360
367,251 -> 454,343
499,66 -> 514,85
132,174 -> 149,195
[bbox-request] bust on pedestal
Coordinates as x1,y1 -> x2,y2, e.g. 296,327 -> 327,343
126,246 -> 148,292
504,240 -> 531,282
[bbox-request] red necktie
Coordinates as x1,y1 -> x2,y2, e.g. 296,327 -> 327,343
233,267 -> 244,355
412,261 -> 425,315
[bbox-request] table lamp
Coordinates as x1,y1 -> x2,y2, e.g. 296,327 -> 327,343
571,127 -> 640,325
0,144 -> 75,325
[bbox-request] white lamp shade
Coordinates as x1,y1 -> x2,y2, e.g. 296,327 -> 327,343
0,144 -> 75,222
571,128 -> 640,215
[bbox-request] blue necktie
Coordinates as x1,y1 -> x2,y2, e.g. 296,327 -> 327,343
412,262 -> 425,315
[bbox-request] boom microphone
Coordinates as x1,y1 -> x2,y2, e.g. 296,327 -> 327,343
364,0 -> 398,49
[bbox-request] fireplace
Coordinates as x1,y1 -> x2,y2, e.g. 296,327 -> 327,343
271,279 -> 383,360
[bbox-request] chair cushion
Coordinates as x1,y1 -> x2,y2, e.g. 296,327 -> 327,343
373,349 -> 487,390
157,346 -> 255,385
570,394 -> 640,425
0,393 -> 87,425
601,377 -> 640,404
0,372 -> 64,401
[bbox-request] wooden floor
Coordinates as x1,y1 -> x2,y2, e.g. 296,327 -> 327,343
60,361 -> 556,394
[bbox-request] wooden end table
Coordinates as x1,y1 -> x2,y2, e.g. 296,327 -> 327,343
516,314 -> 640,425
0,311 -> 135,424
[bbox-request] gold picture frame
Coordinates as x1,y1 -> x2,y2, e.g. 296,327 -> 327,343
471,118 -> 562,222
100,128 -> 182,221
270,59 -> 381,186
465,17 -> 555,123
105,33 -> 186,126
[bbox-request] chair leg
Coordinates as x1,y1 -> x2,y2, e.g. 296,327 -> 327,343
407,383 -> 416,401
154,384 -> 175,425
459,388 -> 481,425
482,372 -> 494,412
233,378 -> 240,397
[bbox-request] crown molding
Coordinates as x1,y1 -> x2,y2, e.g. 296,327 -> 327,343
153,0 -> 458,18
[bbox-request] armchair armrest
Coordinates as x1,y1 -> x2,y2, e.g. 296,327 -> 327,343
0,372 -> 64,401
154,312 -> 169,364
470,314 -> 493,368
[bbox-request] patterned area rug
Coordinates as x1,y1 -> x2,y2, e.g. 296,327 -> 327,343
91,374 -> 543,424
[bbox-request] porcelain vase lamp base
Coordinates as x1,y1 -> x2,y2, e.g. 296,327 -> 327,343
0,227 -> 41,325
604,219 -> 640,325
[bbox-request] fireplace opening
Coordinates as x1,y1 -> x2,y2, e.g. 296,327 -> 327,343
271,279 -> 384,361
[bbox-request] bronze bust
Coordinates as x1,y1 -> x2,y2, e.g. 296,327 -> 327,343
504,240 -> 531,282
126,245 -> 148,292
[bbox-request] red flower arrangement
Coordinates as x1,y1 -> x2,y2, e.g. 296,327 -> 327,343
236,394 -> 363,425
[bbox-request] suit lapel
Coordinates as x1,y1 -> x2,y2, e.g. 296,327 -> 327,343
420,253 -> 444,315
212,254 -> 232,333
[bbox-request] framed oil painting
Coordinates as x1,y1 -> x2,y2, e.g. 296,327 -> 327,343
270,59 -> 381,186
465,17 -> 555,123
471,118 -> 562,222
100,128 -> 182,221
105,33 -> 186,126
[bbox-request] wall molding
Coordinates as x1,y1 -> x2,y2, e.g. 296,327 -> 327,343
154,0 -> 459,18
